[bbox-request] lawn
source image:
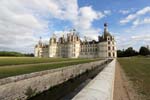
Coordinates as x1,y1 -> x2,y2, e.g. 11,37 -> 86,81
118,57 -> 150,99
0,57 -> 85,66
0,58 -> 101,79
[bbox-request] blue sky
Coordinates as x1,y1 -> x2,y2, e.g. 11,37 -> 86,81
0,0 -> 149,53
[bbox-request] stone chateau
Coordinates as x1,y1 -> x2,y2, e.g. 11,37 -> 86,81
34,23 -> 117,58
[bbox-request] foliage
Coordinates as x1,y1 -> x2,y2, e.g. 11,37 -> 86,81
117,46 -> 150,57
117,47 -> 138,57
0,51 -> 34,57
139,46 -> 150,56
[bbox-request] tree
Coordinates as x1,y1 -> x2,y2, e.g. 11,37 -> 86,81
139,46 -> 150,56
124,47 -> 137,57
117,50 -> 124,57
117,47 -> 138,57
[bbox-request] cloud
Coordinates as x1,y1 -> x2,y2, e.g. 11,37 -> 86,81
74,6 -> 104,29
104,10 -> 111,15
131,34 -> 150,41
133,18 -> 150,26
116,25 -> 150,50
119,10 -> 130,14
120,6 -> 150,24
0,0 -> 105,53
0,0 -> 49,53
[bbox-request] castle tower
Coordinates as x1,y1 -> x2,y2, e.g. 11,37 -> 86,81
49,34 -> 57,57
98,23 -> 117,58
67,29 -> 81,58
35,37 -> 44,57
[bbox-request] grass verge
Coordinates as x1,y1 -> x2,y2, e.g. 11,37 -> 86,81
0,59 -> 101,79
0,57 -> 86,66
118,57 -> 150,99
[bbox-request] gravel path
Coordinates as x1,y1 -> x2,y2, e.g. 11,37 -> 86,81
113,61 -> 139,100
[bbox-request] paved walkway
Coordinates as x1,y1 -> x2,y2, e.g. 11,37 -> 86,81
72,59 -> 116,100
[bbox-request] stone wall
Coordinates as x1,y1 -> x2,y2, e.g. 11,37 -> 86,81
0,60 -> 108,100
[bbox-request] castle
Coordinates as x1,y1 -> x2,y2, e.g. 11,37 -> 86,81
34,23 -> 117,58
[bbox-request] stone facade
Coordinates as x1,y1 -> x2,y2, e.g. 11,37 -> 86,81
35,23 -> 117,58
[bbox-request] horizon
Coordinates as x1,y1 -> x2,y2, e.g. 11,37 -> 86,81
0,0 -> 150,53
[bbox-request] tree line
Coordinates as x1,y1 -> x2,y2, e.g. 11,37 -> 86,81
117,46 -> 150,57
0,51 -> 34,57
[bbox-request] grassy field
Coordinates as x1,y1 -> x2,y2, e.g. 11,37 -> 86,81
0,57 -> 86,66
118,57 -> 150,99
0,58 -> 101,79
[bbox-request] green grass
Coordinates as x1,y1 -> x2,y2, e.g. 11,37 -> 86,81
0,59 -> 101,79
118,57 -> 150,99
0,57 -> 85,66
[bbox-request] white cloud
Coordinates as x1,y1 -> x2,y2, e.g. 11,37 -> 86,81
104,10 -> 111,15
119,10 -> 130,14
131,34 -> 150,41
0,0 -> 105,53
116,25 -> 150,50
133,18 -> 150,26
120,6 -> 150,24
74,6 -> 104,30
0,0 -> 49,53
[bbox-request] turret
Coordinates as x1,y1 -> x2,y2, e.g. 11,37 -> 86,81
49,34 -> 56,45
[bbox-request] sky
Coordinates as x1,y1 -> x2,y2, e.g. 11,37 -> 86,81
0,0 -> 150,53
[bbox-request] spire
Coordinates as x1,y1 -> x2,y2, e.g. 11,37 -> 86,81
39,37 -> 42,43
38,36 -> 42,46
104,23 -> 108,33
103,23 -> 112,39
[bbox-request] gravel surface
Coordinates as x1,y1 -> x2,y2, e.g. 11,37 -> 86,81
113,61 -> 140,100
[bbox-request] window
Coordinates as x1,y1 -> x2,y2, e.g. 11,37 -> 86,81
108,46 -> 111,50
113,53 -> 115,57
95,48 -> 97,52
113,46 -> 115,50
107,37 -> 110,40
112,42 -> 114,45
108,41 -> 110,44
108,52 -> 111,57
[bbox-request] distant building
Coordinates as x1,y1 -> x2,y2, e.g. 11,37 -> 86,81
34,23 -> 117,58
